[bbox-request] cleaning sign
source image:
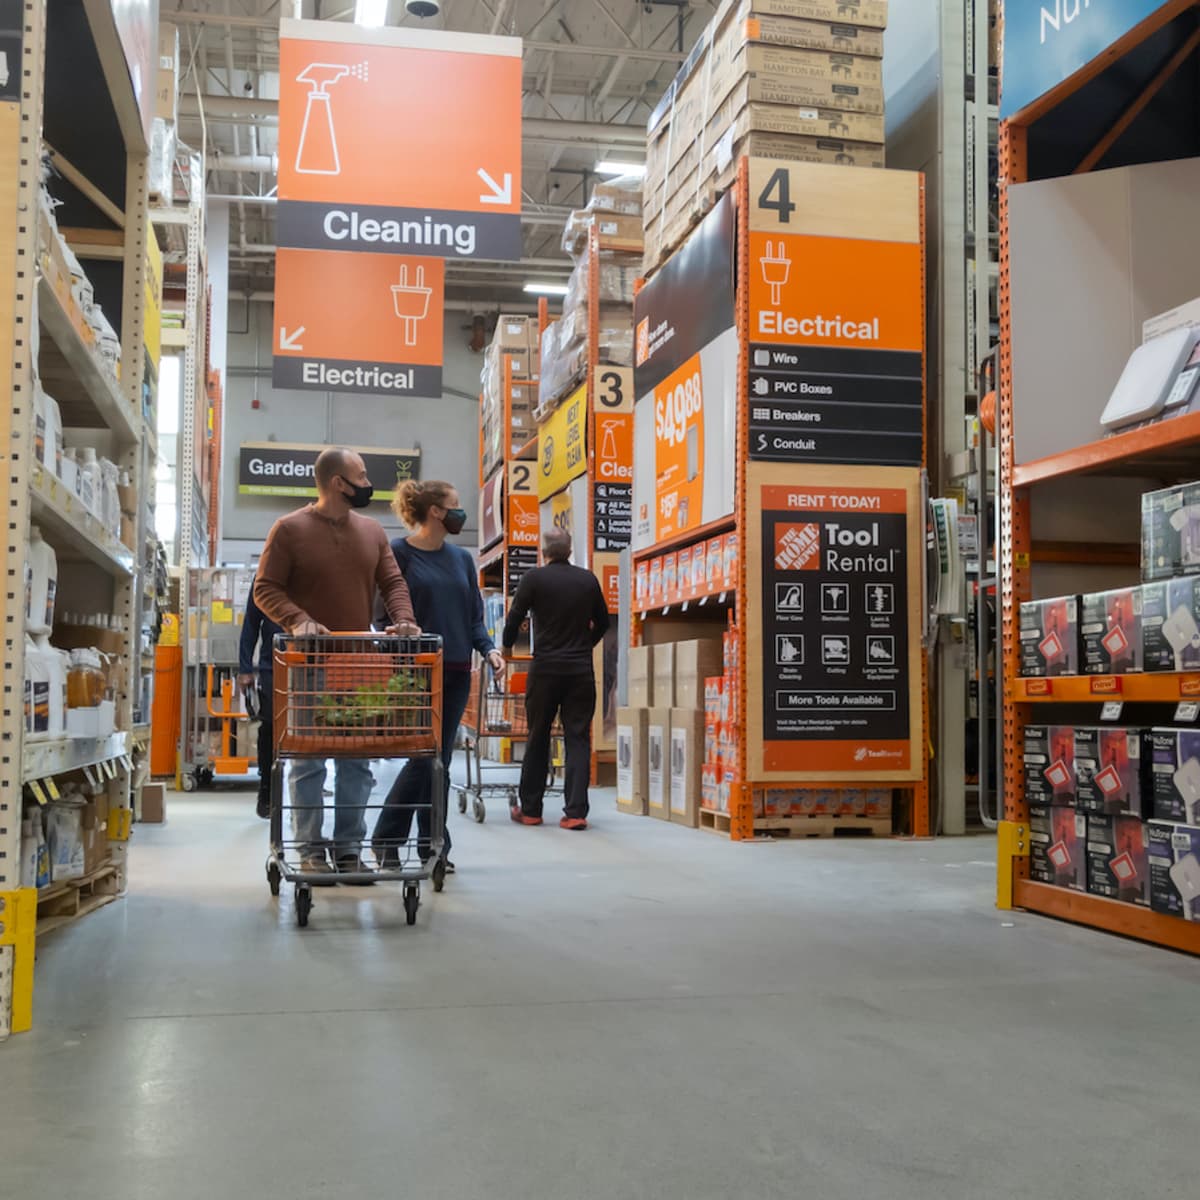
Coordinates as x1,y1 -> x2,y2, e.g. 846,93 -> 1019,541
277,20 -> 521,261
272,247 -> 444,396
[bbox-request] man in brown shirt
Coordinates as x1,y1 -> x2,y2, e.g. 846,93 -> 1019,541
255,448 -> 419,878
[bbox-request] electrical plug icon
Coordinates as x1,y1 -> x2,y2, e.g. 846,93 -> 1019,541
760,240 -> 791,306
391,263 -> 432,346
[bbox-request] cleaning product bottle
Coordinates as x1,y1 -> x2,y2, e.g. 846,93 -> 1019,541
77,447 -> 99,515
26,523 -> 57,634
35,632 -> 66,735
42,388 -> 62,476
33,380 -> 46,469
34,809 -> 50,889
20,816 -> 38,888
25,632 -> 49,734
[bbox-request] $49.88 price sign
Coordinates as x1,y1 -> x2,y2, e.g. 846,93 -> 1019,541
652,354 -> 705,544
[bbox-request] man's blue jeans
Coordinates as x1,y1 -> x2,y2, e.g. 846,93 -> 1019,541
289,758 -> 374,857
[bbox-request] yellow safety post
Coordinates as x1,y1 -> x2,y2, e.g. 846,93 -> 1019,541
0,888 -> 37,1033
996,820 -> 1028,911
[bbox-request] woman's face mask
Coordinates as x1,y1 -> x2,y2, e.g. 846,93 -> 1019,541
440,506 -> 467,536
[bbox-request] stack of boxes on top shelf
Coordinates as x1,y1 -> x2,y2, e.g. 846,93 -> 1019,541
617,630 -> 732,827
1019,476 -> 1200,921
151,22 -> 180,201
480,314 -> 540,478
536,177 -> 642,421
643,0 -> 888,274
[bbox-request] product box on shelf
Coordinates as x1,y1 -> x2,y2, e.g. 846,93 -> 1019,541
678,547 -> 694,601
704,722 -> 718,764
692,548 -> 708,595
635,561 -> 649,611
1148,728 -> 1200,824
652,642 -> 676,708
1081,587 -> 1143,674
723,534 -> 739,591
707,538 -> 724,591
1148,821 -> 1200,920
728,0 -> 888,27
725,4 -> 886,54
616,707 -> 649,815
669,708 -> 704,827
663,552 -> 679,605
649,557 -> 664,608
674,638 -> 725,710
701,763 -> 720,810
647,708 -> 671,820
704,675 -> 724,725
1024,724 -> 1076,807
1019,596 -> 1082,677
1142,483 -> 1200,582
627,644 -> 653,708
1085,814 -> 1150,906
1074,727 -> 1144,817
1139,577 -> 1200,672
1029,807 -> 1086,890
1143,295 -> 1200,343
496,315 -> 532,350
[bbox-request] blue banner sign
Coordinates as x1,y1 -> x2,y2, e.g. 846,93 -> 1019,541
1002,0 -> 1168,118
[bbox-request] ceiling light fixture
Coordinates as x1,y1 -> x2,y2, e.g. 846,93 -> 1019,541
523,282 -> 569,295
595,160 -> 646,177
354,0 -> 389,27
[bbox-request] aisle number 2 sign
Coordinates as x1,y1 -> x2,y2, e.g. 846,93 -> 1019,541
277,20 -> 522,261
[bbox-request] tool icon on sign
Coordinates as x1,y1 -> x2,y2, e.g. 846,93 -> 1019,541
752,377 -> 770,396
822,635 -> 851,665
599,420 -> 619,460
760,240 -> 791,306
775,583 -> 804,613
776,635 -> 805,666
865,583 -> 895,615
391,264 -> 432,346
867,636 -> 895,666
294,61 -> 368,175
821,583 -> 850,615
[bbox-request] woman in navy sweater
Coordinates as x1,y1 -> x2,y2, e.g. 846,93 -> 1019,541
373,479 -> 504,875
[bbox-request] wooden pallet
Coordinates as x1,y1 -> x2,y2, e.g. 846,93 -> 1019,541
36,863 -> 121,935
699,808 -> 890,840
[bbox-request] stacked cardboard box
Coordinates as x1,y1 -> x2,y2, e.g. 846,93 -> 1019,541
700,629 -> 742,816
644,0 -> 888,273
150,23 -> 180,200
538,177 -> 643,419
481,315 -> 541,477
618,633 -> 726,826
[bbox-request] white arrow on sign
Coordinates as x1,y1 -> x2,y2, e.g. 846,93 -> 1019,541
279,326 -> 306,351
477,168 -> 513,206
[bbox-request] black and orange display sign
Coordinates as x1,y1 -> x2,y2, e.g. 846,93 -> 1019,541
277,20 -> 521,261
746,463 -> 922,782
746,162 -> 924,466
593,410 -> 633,552
273,248 -> 444,396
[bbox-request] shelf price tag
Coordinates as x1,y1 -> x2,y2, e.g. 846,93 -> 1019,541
28,780 -> 48,806
1100,701 -> 1124,722
1181,676 -> 1200,698
82,766 -> 99,788
1024,678 -> 1052,697
44,778 -> 60,800
1176,702 -> 1200,723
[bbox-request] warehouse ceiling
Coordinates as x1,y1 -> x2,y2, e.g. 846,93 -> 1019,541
164,0 -> 712,306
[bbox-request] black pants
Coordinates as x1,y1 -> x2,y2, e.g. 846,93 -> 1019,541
372,666 -> 472,860
519,670 -> 596,820
257,684 -> 274,802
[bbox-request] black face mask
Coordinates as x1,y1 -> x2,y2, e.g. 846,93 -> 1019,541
441,507 -> 467,536
339,476 -> 374,509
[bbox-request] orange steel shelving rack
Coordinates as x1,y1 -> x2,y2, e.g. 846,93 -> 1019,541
996,0 -> 1200,953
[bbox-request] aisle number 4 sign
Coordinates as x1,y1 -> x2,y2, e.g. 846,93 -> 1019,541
277,20 -> 522,261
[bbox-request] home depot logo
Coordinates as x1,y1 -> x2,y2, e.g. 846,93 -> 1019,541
855,746 -> 903,762
636,317 -> 650,367
775,522 -> 821,571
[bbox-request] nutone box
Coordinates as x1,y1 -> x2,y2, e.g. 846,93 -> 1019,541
669,708 -> 704,828
647,708 -> 671,820
616,708 -> 649,816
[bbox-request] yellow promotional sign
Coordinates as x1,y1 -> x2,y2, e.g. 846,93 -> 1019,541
538,382 -> 587,500
550,487 -> 573,533
144,215 -> 163,368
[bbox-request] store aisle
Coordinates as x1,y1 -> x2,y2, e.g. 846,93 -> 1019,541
2,786 -> 1196,1200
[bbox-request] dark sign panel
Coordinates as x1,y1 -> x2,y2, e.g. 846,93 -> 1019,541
238,442 -> 419,501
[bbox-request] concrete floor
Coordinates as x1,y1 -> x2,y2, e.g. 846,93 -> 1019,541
2,779 -> 1197,1200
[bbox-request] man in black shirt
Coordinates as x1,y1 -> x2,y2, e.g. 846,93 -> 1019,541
502,527 -> 610,829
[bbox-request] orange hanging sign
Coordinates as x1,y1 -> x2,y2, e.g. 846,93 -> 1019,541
277,20 -> 522,261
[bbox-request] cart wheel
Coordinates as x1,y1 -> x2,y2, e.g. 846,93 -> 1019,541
199,767 -> 214,788
182,774 -> 196,793
457,788 -> 468,814
267,861 -> 281,896
432,859 -> 446,893
473,796 -> 486,824
295,883 -> 312,928
404,883 -> 420,925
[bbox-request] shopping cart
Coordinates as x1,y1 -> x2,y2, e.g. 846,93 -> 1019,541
455,657 -> 562,823
265,632 -> 444,928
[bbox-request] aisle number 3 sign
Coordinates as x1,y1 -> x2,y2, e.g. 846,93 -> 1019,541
277,20 -> 522,261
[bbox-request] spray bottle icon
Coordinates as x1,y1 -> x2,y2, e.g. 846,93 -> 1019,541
294,61 -> 368,176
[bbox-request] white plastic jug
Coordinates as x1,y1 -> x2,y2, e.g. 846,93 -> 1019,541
25,633 -> 49,734
20,816 -> 38,888
77,447 -> 99,515
42,388 -> 62,476
27,523 -> 57,634
35,632 -> 66,735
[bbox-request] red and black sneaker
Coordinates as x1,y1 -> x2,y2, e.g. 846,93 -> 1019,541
559,817 -> 588,831
510,804 -> 543,826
